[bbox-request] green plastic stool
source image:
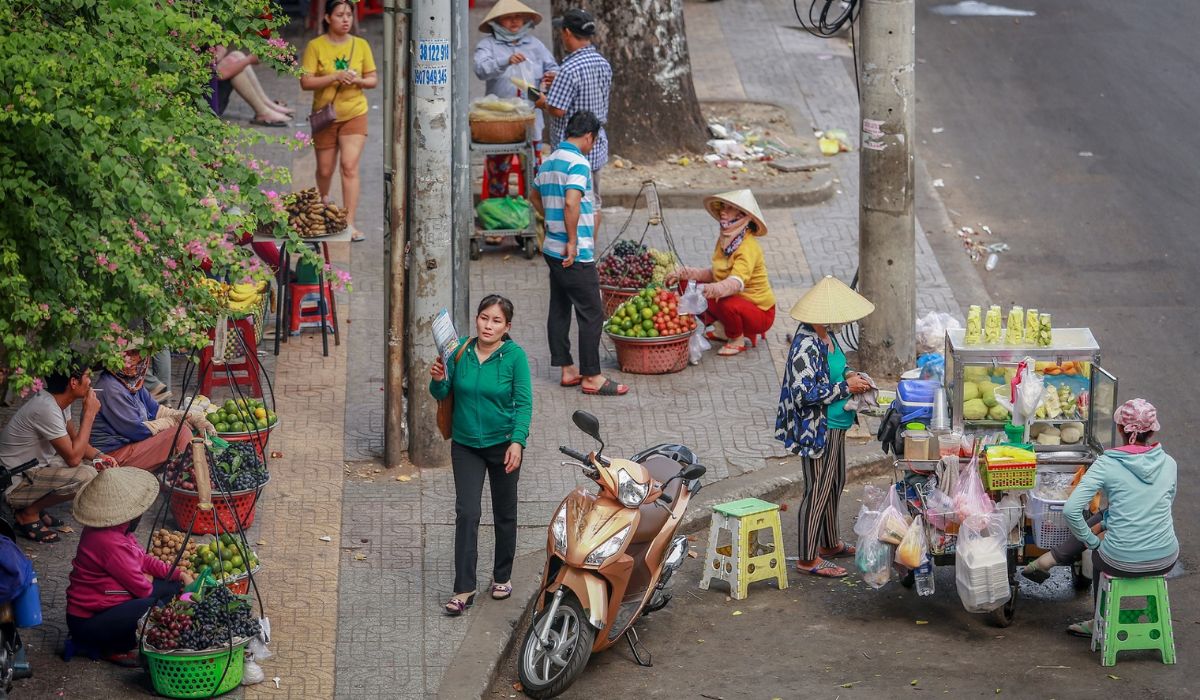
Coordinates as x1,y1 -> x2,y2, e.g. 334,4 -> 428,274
1091,573 -> 1176,666
699,498 -> 787,600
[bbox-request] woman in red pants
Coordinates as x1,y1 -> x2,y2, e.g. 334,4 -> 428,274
668,189 -> 776,355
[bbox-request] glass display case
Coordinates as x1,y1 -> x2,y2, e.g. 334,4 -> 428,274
945,327 -> 1119,453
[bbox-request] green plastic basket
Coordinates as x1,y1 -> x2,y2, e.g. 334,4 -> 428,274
142,639 -> 249,698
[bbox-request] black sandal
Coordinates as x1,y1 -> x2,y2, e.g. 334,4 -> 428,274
16,520 -> 60,543
40,510 -> 64,528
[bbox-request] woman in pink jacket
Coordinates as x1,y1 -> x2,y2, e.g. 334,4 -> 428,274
65,467 -> 190,665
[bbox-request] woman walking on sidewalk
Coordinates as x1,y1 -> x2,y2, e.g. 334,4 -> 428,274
429,295 -> 533,616
300,0 -> 378,242
775,276 -> 874,578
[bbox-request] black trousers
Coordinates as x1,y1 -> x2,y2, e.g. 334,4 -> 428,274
544,254 -> 603,377
67,579 -> 181,655
452,441 -> 521,593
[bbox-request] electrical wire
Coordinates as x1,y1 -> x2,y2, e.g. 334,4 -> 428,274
794,0 -> 861,37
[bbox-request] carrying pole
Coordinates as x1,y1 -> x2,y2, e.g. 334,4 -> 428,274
384,0 -> 413,470
857,0 -> 917,378
406,0 -> 454,468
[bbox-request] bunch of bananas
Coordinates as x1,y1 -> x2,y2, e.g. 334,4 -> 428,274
226,281 -> 267,313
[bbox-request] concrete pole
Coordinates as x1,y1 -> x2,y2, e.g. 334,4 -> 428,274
857,0 -> 916,378
450,0 -> 472,332
407,0 -> 454,468
385,0 -> 414,471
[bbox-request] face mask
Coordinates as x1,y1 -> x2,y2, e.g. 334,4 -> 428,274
491,20 -> 533,44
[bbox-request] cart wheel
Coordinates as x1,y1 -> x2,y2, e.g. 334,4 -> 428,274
986,584 -> 1018,628
469,238 -> 482,261
1071,562 -> 1091,591
900,570 -> 915,589
522,236 -> 538,260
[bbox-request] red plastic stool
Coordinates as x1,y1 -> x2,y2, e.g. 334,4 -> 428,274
480,153 -> 528,199
288,282 -> 338,337
357,0 -> 384,20
199,317 -> 263,398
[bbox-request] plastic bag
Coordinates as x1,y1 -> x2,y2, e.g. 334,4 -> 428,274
916,311 -> 963,354
856,515 -> 895,589
469,95 -> 534,120
678,280 -> 708,315
895,515 -> 929,569
852,484 -> 887,541
993,358 -> 1043,426
916,352 -> 945,383
242,659 -> 265,685
955,514 -> 1011,612
475,196 -> 532,231
951,453 -> 994,522
923,485 -> 958,531
876,483 -> 912,545
994,492 -> 1024,535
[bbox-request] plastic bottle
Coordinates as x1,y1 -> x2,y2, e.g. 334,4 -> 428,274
915,561 -> 935,596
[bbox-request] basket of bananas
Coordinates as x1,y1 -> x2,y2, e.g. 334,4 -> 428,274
469,96 -> 534,144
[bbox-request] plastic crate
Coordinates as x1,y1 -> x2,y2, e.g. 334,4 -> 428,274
983,461 -> 1036,491
1028,493 -> 1071,549
142,640 -> 249,698
607,332 -> 690,375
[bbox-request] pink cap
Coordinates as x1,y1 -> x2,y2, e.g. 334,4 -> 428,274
1114,398 -> 1160,435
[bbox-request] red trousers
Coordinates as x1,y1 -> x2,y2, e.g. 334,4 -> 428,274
704,295 -> 775,339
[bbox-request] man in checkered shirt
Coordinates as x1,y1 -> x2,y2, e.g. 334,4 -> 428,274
536,9 -> 611,199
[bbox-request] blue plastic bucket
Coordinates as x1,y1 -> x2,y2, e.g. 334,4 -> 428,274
13,577 -> 41,628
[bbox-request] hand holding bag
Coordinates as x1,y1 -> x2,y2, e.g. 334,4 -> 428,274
307,38 -> 356,134
436,342 -> 471,440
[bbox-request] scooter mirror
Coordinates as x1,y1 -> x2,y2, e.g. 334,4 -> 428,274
679,463 -> 707,481
572,410 -> 602,442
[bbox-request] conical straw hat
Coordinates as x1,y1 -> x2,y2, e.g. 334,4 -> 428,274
72,467 -> 160,528
788,275 -> 876,324
479,0 -> 543,32
703,189 -> 767,236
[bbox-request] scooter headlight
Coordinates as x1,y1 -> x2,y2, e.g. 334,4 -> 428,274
584,525 -> 631,567
552,504 -> 568,556
616,468 -> 649,508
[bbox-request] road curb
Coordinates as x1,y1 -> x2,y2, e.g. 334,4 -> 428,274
437,449 -> 890,699
601,168 -> 837,211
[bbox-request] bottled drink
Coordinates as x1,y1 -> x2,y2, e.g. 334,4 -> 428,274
915,561 -> 935,597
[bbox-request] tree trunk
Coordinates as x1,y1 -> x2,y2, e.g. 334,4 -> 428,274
553,0 -> 709,163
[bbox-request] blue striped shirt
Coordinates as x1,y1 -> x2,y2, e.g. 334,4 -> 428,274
534,142 -> 595,262
546,45 -> 611,171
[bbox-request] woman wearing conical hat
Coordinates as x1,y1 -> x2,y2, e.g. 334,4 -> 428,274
775,276 -> 875,578
474,0 -> 558,200
667,190 -> 777,356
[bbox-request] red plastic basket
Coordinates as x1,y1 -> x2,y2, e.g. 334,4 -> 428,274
607,332 -> 691,375
600,285 -> 638,318
168,481 -> 266,535
222,564 -> 263,595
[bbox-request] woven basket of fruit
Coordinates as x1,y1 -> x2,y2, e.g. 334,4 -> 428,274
597,240 -> 680,316
604,286 -> 696,374
140,587 -> 260,698
607,333 -> 691,375
164,440 -> 269,535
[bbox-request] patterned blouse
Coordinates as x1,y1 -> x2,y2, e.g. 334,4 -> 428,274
775,324 -> 852,458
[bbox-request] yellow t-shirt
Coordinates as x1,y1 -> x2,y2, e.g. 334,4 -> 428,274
302,35 -> 377,122
711,235 -> 776,311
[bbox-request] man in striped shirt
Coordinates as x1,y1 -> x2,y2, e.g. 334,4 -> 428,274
529,111 -> 629,396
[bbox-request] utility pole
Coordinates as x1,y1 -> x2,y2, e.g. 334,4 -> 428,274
385,0 -> 413,471
406,0 -> 454,468
450,0 -> 471,332
857,0 -> 916,378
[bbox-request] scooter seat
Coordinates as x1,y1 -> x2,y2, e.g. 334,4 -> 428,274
631,456 -> 685,543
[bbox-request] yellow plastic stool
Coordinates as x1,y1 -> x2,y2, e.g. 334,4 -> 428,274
1091,573 -> 1176,666
699,498 -> 788,600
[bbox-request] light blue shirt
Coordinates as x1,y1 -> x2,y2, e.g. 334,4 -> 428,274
534,142 -> 595,262
473,34 -> 557,141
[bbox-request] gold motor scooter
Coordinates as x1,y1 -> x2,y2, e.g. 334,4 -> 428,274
518,411 -> 706,699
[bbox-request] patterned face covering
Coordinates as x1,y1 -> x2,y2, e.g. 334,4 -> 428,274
718,214 -> 752,256
113,352 -> 150,393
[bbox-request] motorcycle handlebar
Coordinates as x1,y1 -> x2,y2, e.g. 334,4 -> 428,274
558,446 -> 589,463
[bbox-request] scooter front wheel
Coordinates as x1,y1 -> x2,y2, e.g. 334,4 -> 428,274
518,593 -> 595,699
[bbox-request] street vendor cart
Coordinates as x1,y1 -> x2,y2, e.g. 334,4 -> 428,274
883,327 -> 1120,626
470,132 -> 541,261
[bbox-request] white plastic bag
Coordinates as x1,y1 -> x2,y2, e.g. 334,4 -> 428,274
895,515 -> 929,569
955,514 -> 1011,612
680,281 -> 710,364
915,311 -> 963,354
993,358 -> 1043,426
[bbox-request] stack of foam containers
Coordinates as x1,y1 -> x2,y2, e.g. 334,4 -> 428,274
955,533 -> 1011,612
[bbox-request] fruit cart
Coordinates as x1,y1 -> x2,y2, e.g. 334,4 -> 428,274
470,129 -> 541,261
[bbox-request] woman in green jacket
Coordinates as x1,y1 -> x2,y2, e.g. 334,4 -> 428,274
430,295 -> 533,616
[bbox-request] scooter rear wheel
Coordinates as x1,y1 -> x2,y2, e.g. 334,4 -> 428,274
518,593 -> 595,699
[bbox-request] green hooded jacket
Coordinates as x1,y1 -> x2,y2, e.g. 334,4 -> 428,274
429,337 -> 532,448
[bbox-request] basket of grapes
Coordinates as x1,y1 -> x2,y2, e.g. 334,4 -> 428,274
597,240 -> 680,317
140,586 -> 261,698
164,439 -> 269,535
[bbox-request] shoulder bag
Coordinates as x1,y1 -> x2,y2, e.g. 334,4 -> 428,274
436,341 -> 471,440
307,37 -> 356,134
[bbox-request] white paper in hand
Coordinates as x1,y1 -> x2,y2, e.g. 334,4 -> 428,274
433,309 -> 460,365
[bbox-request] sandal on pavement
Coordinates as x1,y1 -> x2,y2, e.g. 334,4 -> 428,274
1021,563 -> 1052,585
104,651 -> 141,668
717,342 -> 748,356
796,559 -> 847,578
39,510 -> 64,528
560,376 -> 582,387
16,520 -> 60,543
1067,619 -> 1093,638
582,379 -> 629,396
350,228 -> 365,242
443,592 -> 476,617
820,542 -> 857,558
250,117 -> 289,128
491,582 -> 512,600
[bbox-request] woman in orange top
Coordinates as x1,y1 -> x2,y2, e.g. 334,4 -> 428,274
301,0 -> 378,241
669,190 -> 776,355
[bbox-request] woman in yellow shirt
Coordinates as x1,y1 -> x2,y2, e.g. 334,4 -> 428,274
301,0 -> 378,241
669,190 -> 777,355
